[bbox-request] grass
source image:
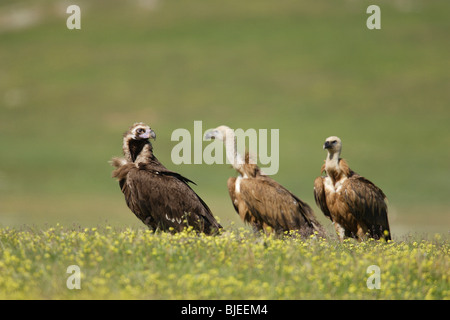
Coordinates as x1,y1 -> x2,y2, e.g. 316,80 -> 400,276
1,1 -> 449,234
0,0 -> 449,300
0,225 -> 448,299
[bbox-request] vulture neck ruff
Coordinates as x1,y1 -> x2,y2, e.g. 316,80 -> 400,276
221,128 -> 244,173
123,135 -> 153,163
211,126 -> 260,178
325,149 -> 345,184
134,143 -> 153,164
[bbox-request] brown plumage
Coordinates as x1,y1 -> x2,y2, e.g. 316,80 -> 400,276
205,125 -> 325,237
111,122 -> 222,234
314,136 -> 391,241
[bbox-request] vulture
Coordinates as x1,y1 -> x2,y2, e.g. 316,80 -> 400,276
205,125 -> 325,237
110,122 -> 222,235
314,136 -> 391,241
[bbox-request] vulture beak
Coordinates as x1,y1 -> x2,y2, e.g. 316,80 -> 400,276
204,130 -> 216,140
148,129 -> 156,140
323,141 -> 331,150
139,128 -> 156,140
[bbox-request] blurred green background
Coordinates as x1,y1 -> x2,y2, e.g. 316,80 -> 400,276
0,0 -> 449,237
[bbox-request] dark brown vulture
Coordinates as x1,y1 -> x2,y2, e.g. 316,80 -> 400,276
314,136 -> 391,241
110,122 -> 222,235
205,125 -> 325,237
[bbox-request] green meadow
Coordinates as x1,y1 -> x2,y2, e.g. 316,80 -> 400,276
0,0 -> 449,299
0,226 -> 448,299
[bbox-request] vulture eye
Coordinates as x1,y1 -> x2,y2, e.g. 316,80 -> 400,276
332,140 -> 337,144
136,128 -> 145,134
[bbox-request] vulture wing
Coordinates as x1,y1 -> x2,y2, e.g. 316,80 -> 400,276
227,177 -> 239,214
122,166 -> 221,234
313,176 -> 332,220
239,176 -> 320,235
227,176 -> 261,229
342,175 -> 391,239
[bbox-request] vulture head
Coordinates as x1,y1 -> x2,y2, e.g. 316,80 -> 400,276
204,125 -> 235,142
123,122 -> 156,162
205,125 -> 260,175
323,136 -> 342,155
126,122 -> 156,141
